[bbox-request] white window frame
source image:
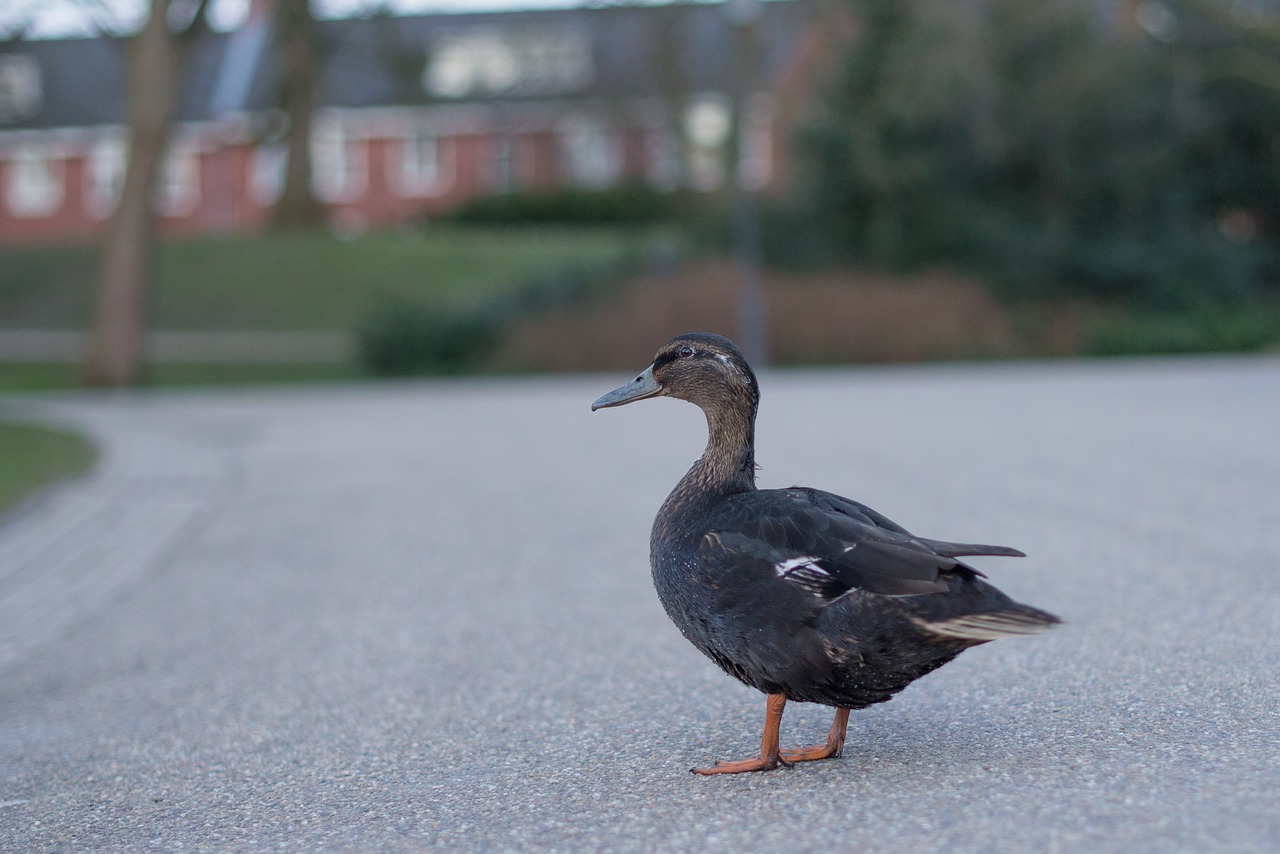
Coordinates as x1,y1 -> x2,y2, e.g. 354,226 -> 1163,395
685,95 -> 731,192
250,141 -> 285,206
4,142 -> 65,217
394,129 -> 441,197
85,132 -> 126,219
311,118 -> 366,203
739,93 -> 776,191
560,115 -> 619,188
424,26 -> 592,99
155,138 -> 201,217
0,54 -> 42,122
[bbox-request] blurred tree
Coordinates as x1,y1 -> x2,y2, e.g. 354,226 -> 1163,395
1176,0 -> 1280,92
1171,0 -> 1280,273
272,0 -> 327,229
85,0 -> 212,388
796,0 -> 1278,307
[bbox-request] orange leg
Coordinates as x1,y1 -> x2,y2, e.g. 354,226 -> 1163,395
780,707 -> 850,763
692,692 -> 790,775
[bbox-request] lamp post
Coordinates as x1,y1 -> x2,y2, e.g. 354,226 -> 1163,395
724,0 -> 768,366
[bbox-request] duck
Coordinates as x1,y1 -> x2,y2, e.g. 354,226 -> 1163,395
592,332 -> 1059,775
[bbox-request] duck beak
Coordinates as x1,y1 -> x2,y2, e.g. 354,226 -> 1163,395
592,364 -> 663,410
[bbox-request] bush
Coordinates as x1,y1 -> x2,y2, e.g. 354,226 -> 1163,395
962,213 -> 1264,308
357,301 -> 497,375
679,198 -> 838,270
356,250 -> 651,376
1084,302 -> 1280,356
447,185 -> 681,226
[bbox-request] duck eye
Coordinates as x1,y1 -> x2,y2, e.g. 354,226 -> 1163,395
678,346 -> 694,358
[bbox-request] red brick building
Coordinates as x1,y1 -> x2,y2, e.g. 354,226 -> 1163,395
0,0 -> 821,245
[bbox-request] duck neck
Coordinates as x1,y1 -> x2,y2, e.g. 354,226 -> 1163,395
669,402 -> 758,509
701,402 -> 757,489
653,398 -> 758,547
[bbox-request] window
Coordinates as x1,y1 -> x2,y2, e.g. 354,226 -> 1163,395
86,134 -> 125,219
250,142 -> 285,205
0,55 -> 42,123
425,26 -> 592,98
311,119 -> 365,202
645,127 -> 681,191
427,33 -> 518,99
5,143 -> 64,217
739,94 -> 776,191
156,139 -> 200,216
561,116 -> 618,188
395,130 -> 440,197
516,27 -> 593,93
685,96 -> 730,192
489,135 -> 516,193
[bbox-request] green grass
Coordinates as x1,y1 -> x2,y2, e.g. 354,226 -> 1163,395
0,225 -> 648,389
0,226 -> 642,331
0,362 -> 365,393
0,421 -> 97,517
0,364 -> 81,393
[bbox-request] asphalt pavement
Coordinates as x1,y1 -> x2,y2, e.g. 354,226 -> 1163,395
1,356 -> 1277,852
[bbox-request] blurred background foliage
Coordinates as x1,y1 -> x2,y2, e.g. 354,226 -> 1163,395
8,0 -> 1279,519
791,0 -> 1279,310
446,184 -> 682,228
356,247 -> 652,375
3,0 -> 1279,389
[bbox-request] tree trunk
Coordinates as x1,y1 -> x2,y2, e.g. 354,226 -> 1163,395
85,0 -> 207,388
273,0 -> 326,229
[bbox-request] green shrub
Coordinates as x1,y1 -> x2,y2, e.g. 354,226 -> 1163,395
1084,302 -> 1280,356
357,302 -> 496,375
356,250 -> 651,376
967,216 -> 1264,308
447,185 -> 681,226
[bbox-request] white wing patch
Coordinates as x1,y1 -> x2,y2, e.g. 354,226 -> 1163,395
774,555 -> 826,577
774,556 -> 843,600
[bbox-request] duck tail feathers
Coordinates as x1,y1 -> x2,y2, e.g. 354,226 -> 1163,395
912,607 -> 1061,641
919,538 -> 1026,559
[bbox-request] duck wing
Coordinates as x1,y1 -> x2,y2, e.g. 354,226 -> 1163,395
798,487 -> 1026,560
703,487 -> 1024,604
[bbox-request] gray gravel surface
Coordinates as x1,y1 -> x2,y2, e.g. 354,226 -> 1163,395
1,357 -> 1278,852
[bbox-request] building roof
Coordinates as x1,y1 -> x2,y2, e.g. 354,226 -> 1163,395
0,28 -> 243,131
0,0 -> 814,134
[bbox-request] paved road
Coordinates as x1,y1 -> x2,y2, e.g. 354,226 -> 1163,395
1,357 -> 1277,852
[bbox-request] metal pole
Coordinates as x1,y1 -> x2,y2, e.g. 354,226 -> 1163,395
725,0 -> 769,366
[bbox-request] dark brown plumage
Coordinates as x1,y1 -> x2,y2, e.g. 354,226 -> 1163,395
593,332 -> 1059,774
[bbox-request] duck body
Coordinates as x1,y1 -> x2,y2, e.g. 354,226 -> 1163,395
593,332 -> 1058,774
651,483 -> 1040,711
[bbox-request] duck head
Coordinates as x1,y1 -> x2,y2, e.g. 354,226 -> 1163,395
591,332 -> 759,415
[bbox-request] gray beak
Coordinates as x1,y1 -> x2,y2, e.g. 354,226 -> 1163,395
591,364 -> 663,410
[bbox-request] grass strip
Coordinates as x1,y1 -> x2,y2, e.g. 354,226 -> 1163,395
0,421 -> 97,517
